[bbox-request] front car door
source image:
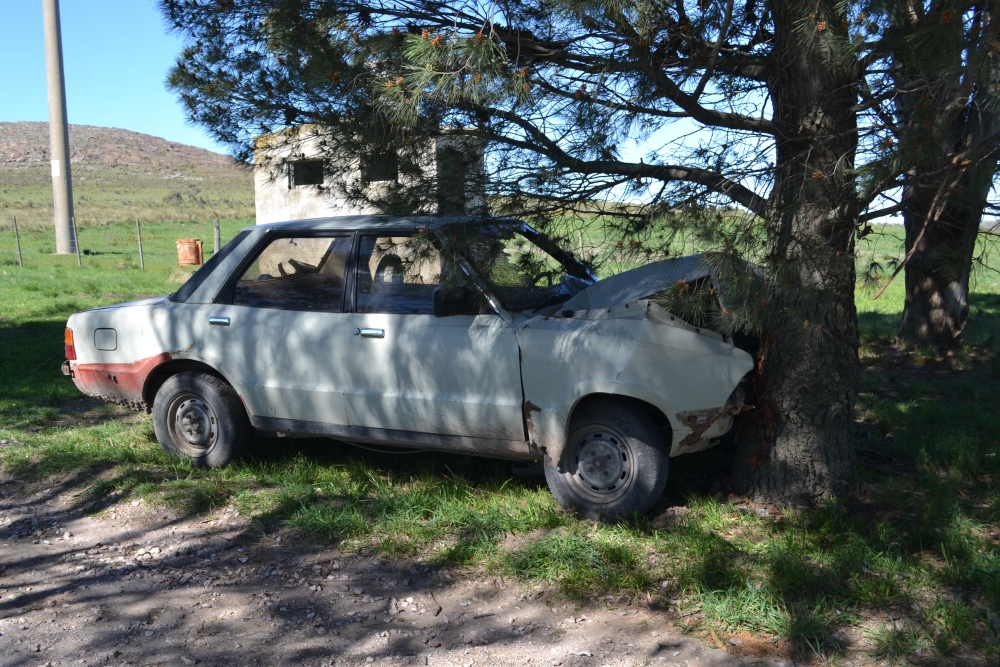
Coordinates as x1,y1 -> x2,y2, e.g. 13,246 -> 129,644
341,233 -> 525,441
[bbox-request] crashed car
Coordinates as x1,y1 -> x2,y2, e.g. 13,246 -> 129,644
63,216 -> 754,520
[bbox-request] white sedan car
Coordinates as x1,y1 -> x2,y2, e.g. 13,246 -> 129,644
63,216 -> 754,520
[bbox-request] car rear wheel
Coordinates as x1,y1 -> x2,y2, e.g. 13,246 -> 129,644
153,372 -> 249,468
544,400 -> 668,522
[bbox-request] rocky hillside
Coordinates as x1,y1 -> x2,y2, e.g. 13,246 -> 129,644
0,122 -> 254,225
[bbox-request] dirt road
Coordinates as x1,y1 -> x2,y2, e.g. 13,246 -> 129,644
0,470 -> 782,667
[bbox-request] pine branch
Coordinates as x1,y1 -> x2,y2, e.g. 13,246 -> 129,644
484,106 -> 768,216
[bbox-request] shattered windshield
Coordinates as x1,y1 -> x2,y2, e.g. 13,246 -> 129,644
458,224 -> 596,312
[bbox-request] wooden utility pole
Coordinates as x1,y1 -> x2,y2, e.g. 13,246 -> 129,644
43,0 -> 76,254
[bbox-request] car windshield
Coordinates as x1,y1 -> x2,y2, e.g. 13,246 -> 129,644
456,223 -> 596,312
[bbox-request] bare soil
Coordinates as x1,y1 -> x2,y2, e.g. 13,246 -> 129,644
0,470 -> 783,667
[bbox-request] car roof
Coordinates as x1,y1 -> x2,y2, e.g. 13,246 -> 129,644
248,215 -> 496,234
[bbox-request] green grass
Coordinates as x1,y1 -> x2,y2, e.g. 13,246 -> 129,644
1,222 -> 999,664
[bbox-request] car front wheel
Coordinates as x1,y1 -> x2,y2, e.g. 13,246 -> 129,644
153,371 -> 249,468
544,400 -> 668,521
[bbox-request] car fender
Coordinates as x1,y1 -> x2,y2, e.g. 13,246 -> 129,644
517,300 -> 753,465
524,378 -> 682,461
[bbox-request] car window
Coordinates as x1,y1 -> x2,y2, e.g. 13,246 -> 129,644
467,227 -> 593,312
232,235 -> 352,311
479,234 -> 568,288
356,235 -> 444,315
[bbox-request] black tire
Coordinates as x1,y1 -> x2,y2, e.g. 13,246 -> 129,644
544,399 -> 669,522
152,371 -> 250,468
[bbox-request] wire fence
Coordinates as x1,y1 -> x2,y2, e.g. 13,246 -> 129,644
0,216 -> 254,270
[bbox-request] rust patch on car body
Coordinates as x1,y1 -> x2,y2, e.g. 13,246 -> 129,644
522,400 -> 542,434
69,352 -> 172,411
676,387 -> 747,449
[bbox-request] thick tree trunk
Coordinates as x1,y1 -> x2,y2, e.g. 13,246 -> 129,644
890,7 -> 1000,351
898,159 -> 997,350
732,1 -> 859,503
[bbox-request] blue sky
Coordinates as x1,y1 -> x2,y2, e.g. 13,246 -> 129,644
0,0 -> 227,154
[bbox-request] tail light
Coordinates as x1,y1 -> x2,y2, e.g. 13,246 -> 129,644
64,328 -> 76,360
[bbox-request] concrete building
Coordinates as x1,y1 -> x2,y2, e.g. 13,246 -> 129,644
253,125 -> 484,224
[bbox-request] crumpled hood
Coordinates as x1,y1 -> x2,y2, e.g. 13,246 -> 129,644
561,254 -> 713,312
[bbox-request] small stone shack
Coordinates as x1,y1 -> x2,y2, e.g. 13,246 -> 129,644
253,124 -> 484,224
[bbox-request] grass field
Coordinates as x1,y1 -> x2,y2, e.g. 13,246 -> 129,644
0,167 -> 254,225
1,221 -> 998,664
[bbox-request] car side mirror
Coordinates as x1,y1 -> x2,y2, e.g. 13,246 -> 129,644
433,286 -> 482,317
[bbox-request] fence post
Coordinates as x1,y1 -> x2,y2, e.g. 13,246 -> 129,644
13,216 -> 23,267
214,216 -> 221,254
135,218 -> 145,271
72,217 -> 82,267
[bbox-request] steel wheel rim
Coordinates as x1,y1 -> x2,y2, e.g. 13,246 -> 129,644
565,424 -> 634,505
168,393 -> 218,457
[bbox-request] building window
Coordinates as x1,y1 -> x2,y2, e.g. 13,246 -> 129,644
362,150 -> 398,184
288,160 -> 324,187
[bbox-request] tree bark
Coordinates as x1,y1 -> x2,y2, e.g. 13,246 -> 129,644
732,1 -> 859,503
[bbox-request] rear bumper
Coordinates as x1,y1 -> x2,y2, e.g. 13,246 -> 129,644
64,353 -> 170,411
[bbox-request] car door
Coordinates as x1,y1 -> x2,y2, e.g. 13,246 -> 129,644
206,233 -> 355,424
341,233 -> 525,440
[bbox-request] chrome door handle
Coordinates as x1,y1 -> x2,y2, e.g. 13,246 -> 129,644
354,328 -> 385,338
209,316 -> 230,326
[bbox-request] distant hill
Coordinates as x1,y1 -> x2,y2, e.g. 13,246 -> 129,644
0,122 -> 255,225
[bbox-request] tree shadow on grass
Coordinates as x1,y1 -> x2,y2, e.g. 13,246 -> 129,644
857,308 -> 900,343
5,410 -> 997,664
858,293 -> 1000,346
0,318 -> 96,430
4,306 -> 999,665
634,323 -> 1000,663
